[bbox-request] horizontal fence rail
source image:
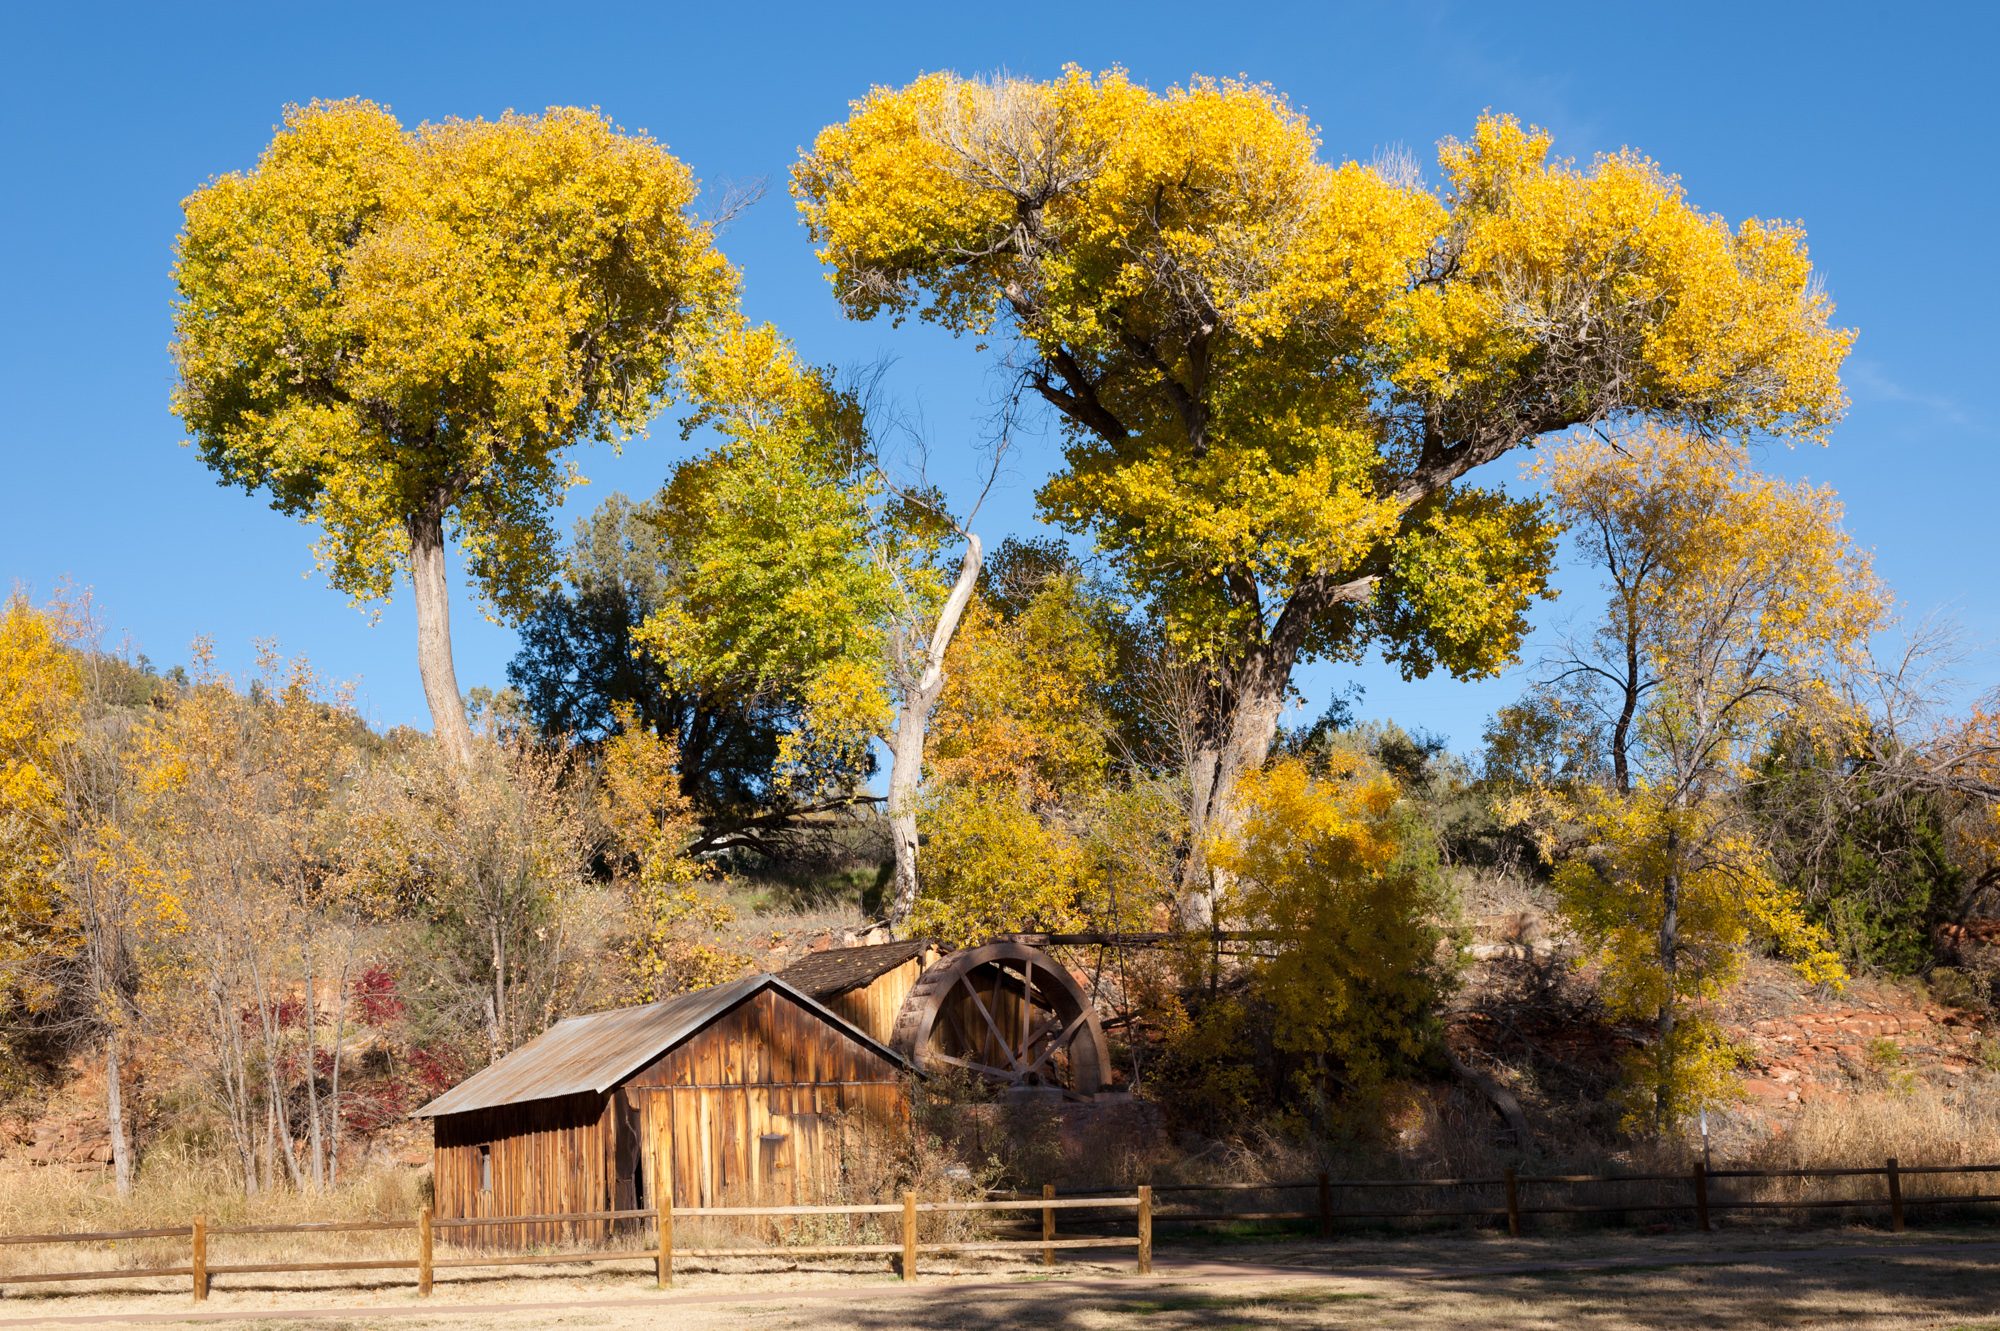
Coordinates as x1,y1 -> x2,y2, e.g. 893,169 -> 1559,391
0,1187 -> 1154,1300
4,1158 -> 1997,1303
1000,1157 -> 2000,1239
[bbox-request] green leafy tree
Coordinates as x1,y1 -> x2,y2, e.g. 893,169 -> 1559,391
637,325 -> 986,923
507,495 -> 788,834
1749,731 -> 1966,975
172,100 -> 736,762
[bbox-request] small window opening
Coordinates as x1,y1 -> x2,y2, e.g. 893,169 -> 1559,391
478,1142 -> 492,1193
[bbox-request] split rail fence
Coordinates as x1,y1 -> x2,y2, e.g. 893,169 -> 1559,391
0,1188 -> 1151,1302
4,1158 -> 1998,1303
1019,1158 -> 2000,1237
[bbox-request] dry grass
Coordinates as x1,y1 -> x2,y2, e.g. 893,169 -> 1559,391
1762,1078 -> 2000,1169
0,1151 -> 425,1280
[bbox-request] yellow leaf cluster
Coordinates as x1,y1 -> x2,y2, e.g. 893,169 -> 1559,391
1551,785 -> 1844,1122
926,575 -> 1114,802
1540,424 -> 1886,780
1206,753 -> 1455,1088
910,782 -> 1100,947
0,596 -> 85,962
597,705 -> 746,1000
173,99 -> 737,615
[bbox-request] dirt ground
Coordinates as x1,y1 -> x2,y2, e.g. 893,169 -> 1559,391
4,1227 -> 1999,1330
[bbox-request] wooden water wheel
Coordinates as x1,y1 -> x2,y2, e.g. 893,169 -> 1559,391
888,941 -> 1108,1096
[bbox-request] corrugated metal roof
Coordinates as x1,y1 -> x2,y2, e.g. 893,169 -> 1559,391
779,939 -> 931,1000
410,975 -> 906,1119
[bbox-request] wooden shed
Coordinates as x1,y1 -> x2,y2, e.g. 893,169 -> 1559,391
412,974 -> 908,1247
780,939 -> 937,1046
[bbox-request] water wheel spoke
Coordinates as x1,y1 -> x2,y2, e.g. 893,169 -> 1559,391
961,975 -> 1024,1072
1021,1009 -> 1092,1078
1019,956 -> 1031,1052
927,1050 -> 1018,1080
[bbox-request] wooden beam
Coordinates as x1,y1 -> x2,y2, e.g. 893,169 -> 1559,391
1021,1010 -> 1091,1079
657,1188 -> 673,1288
1137,1186 -> 1153,1275
962,977 -> 1021,1072
925,1050 -> 1018,1080
417,1207 -> 433,1297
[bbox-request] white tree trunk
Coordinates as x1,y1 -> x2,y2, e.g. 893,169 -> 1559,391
885,534 -> 983,930
105,1037 -> 133,1199
408,508 -> 474,766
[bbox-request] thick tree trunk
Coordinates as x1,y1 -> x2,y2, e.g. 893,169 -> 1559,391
408,508 -> 474,767
1176,648 -> 1295,923
105,1037 -> 133,1199
885,534 -> 983,931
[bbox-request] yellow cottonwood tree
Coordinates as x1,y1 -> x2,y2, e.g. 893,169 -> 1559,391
796,70 -> 1852,901
913,549 -> 1126,943
1528,427 -> 1881,1126
0,594 -> 172,1196
173,100 -> 736,762
924,549 -> 1118,805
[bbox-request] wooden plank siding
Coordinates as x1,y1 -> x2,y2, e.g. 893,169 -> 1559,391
432,1092 -> 619,1250
431,986 -> 906,1249
819,957 -> 925,1047
627,987 -> 906,1213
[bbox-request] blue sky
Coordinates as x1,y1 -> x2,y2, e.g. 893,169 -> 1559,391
3,1 -> 1994,753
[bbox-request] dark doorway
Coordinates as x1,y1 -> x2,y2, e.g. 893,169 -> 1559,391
614,1090 -> 643,1213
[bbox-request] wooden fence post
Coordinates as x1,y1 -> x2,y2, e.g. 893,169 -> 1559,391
1317,1173 -> 1332,1239
1041,1184 -> 1056,1266
901,1190 -> 918,1282
1504,1169 -> 1521,1238
657,1190 -> 674,1288
1137,1185 -> 1153,1275
1886,1157 -> 1905,1233
417,1206 -> 433,1297
190,1214 -> 207,1303
1693,1162 -> 1711,1233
